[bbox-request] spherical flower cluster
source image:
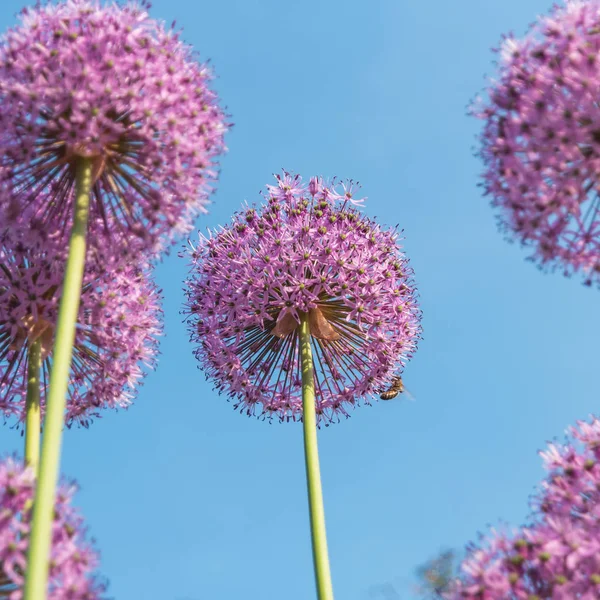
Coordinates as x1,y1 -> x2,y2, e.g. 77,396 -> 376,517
0,0 -> 229,258
0,456 -> 105,599
472,0 -> 600,287
183,172 -> 422,424
0,229 -> 162,428
449,416 -> 600,599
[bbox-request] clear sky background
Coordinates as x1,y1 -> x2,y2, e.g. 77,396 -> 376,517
1,0 -> 599,599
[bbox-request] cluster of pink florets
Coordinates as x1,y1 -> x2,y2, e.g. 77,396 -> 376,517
0,0 -> 232,595
0,0 -> 228,257
0,457 -> 105,599
0,228 -> 163,428
473,0 -> 600,286
184,172 -> 422,424
450,416 -> 600,599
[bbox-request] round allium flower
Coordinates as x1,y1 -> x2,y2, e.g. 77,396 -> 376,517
183,172 -> 422,424
0,229 -> 162,427
0,457 -> 105,599
472,1 -> 600,287
449,416 -> 600,599
0,0 -> 229,257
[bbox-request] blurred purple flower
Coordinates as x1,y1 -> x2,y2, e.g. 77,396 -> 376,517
472,1 -> 600,286
0,230 -> 162,428
0,0 -> 229,258
0,456 -> 105,599
183,171 -> 422,424
415,550 -> 457,599
450,415 -> 600,599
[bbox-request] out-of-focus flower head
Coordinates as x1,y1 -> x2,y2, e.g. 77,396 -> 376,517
472,0 -> 600,286
183,171 -> 422,425
0,0 -> 229,258
449,415 -> 600,599
0,228 -> 163,428
0,456 -> 106,599
414,550 -> 457,599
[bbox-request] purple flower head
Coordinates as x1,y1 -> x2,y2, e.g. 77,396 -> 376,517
0,456 -> 106,599
472,1 -> 600,287
0,0 -> 229,258
449,415 -> 600,600
183,171 -> 422,425
0,229 -> 163,428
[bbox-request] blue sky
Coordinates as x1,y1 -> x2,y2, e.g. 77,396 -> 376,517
1,0 -> 600,598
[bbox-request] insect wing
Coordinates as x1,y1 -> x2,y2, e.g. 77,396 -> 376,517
402,387 -> 416,402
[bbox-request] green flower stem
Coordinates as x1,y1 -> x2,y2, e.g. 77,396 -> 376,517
24,339 -> 42,472
24,157 -> 92,600
299,313 -> 335,600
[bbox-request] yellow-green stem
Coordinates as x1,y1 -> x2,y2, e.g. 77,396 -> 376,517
24,157 -> 92,600
299,313 -> 335,600
24,339 -> 42,473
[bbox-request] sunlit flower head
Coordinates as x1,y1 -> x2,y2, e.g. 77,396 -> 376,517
183,172 -> 422,425
450,415 -> 600,599
0,229 -> 162,428
472,0 -> 600,286
0,456 -> 106,599
0,0 -> 229,258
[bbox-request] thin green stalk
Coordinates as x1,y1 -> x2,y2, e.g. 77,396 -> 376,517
299,313 -> 335,600
25,339 -> 42,472
24,157 -> 92,600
